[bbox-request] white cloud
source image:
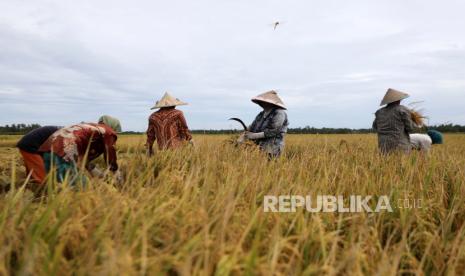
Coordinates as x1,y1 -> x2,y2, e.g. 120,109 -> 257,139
1,0 -> 464,130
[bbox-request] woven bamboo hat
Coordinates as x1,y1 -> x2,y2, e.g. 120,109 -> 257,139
151,92 -> 188,109
251,90 -> 286,109
380,88 -> 410,106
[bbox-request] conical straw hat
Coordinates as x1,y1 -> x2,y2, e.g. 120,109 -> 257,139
251,90 -> 286,109
380,88 -> 410,106
151,92 -> 188,109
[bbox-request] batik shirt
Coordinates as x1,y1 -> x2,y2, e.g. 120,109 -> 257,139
146,108 -> 192,151
38,123 -> 118,171
372,105 -> 414,154
249,108 -> 289,157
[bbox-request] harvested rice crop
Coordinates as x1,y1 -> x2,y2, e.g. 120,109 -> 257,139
0,134 -> 464,275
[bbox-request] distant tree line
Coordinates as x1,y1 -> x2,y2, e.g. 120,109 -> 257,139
287,127 -> 374,134
188,128 -> 374,134
286,124 -> 465,134
191,124 -> 465,134
1,123 -> 464,135
430,123 -> 465,133
0,124 -> 42,134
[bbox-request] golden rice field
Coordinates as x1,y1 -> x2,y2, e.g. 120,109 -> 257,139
0,134 -> 465,275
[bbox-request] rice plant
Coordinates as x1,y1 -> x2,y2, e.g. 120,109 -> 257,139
0,134 -> 464,275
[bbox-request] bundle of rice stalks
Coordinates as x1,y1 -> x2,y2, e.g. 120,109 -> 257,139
411,110 -> 427,127
409,102 -> 428,127
223,134 -> 257,148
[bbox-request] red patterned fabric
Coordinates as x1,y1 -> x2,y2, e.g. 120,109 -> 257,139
146,108 -> 192,151
38,123 -> 118,171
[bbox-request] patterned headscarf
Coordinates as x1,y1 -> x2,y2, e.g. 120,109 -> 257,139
427,130 -> 443,144
98,115 -> 122,133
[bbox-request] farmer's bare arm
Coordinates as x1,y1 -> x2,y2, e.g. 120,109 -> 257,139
146,118 -> 156,156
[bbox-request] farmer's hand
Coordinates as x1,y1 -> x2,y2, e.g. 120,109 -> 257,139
114,170 -> 123,184
245,131 -> 265,140
237,132 -> 246,143
90,167 -> 104,178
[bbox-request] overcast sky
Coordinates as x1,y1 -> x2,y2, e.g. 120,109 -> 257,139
1,0 -> 464,131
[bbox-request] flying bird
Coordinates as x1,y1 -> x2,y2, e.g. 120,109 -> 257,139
273,21 -> 280,30
270,21 -> 286,30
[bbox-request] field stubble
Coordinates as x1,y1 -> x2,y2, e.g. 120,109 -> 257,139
0,134 -> 465,275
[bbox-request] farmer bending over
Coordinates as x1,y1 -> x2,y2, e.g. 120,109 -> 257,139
410,130 -> 443,152
38,115 -> 122,185
16,126 -> 61,184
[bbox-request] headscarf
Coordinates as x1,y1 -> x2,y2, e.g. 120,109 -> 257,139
98,115 -> 122,133
427,130 -> 443,144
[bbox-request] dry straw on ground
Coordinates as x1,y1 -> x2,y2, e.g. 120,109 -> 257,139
0,134 -> 465,275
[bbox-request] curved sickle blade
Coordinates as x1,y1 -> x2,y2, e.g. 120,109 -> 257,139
229,118 -> 248,131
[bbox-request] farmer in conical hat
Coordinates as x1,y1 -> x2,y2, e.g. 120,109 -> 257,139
244,90 -> 289,158
372,88 -> 415,154
38,116 -> 122,185
146,92 -> 192,155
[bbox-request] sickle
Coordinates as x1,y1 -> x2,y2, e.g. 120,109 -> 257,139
229,118 -> 248,131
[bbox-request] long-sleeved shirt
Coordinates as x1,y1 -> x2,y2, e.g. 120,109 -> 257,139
249,108 -> 289,157
17,126 -> 60,153
38,123 -> 118,171
372,104 -> 414,154
146,108 -> 192,151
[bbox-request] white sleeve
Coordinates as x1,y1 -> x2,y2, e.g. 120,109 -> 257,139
419,138 -> 432,151
410,134 -> 432,151
409,134 -> 421,149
